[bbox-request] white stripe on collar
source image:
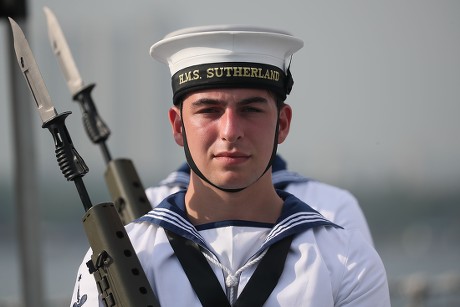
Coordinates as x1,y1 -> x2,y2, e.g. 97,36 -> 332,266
136,191 -> 338,252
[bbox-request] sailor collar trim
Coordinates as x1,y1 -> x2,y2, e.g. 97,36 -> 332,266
136,190 -> 339,252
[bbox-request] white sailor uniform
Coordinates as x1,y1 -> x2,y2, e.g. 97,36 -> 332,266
70,190 -> 390,306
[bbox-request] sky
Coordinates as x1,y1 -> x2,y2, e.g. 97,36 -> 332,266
1,0 -> 460,304
1,0 -> 459,194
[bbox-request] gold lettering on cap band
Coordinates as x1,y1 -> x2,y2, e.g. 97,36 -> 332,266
178,70 -> 201,84
172,62 -> 288,103
204,66 -> 280,81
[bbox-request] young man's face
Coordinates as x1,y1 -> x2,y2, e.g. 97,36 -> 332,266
169,88 -> 291,190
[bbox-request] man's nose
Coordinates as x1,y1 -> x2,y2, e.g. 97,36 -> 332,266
219,109 -> 243,143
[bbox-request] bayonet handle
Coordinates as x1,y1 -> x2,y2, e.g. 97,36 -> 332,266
42,111 -> 92,210
73,84 -> 112,160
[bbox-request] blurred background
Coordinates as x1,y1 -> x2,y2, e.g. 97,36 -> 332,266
1,0 -> 459,306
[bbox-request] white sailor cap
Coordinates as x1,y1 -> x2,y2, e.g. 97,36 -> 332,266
150,25 -> 304,105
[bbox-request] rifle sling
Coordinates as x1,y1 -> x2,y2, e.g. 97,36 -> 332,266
165,229 -> 293,307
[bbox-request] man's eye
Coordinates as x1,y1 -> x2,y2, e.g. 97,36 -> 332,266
242,106 -> 262,112
197,108 -> 220,114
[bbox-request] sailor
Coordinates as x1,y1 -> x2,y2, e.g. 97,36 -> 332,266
71,25 -> 390,306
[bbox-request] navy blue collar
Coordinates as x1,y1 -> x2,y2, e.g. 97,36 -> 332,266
136,190 -> 339,252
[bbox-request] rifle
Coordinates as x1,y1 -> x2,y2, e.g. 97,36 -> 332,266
9,17 -> 160,307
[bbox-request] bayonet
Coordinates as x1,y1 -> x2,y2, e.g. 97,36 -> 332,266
43,7 -> 151,225
9,17 -> 58,124
10,17 -> 90,208
44,6 -> 85,96
44,6 -> 112,160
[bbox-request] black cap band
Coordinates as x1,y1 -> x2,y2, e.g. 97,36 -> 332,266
172,62 -> 292,105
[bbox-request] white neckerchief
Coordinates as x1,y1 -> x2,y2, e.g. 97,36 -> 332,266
199,226 -> 271,304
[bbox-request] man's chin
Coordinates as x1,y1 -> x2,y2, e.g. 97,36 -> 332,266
206,174 -> 256,191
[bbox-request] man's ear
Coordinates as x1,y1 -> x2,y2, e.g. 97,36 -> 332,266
169,106 -> 184,146
277,104 -> 292,144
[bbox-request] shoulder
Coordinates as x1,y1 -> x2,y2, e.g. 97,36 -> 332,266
145,169 -> 190,207
145,185 -> 185,207
296,227 -> 390,305
293,224 -> 373,261
284,180 -> 361,226
286,180 -> 357,205
125,220 -> 164,252
309,226 -> 375,264
285,180 -> 374,245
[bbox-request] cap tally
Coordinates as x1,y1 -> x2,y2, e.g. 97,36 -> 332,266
150,25 -> 304,104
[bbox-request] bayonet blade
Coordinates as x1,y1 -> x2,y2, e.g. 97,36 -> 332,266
9,17 -> 58,124
44,6 -> 85,96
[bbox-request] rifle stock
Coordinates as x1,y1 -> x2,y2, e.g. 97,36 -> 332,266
83,202 -> 160,306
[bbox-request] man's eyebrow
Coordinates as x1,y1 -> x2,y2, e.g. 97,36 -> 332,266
191,98 -> 221,107
190,96 -> 268,107
238,96 -> 268,105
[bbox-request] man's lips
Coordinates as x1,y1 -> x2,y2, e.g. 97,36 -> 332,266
214,151 -> 249,158
213,152 -> 250,163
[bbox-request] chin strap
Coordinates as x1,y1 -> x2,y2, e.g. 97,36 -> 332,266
180,102 -> 280,193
